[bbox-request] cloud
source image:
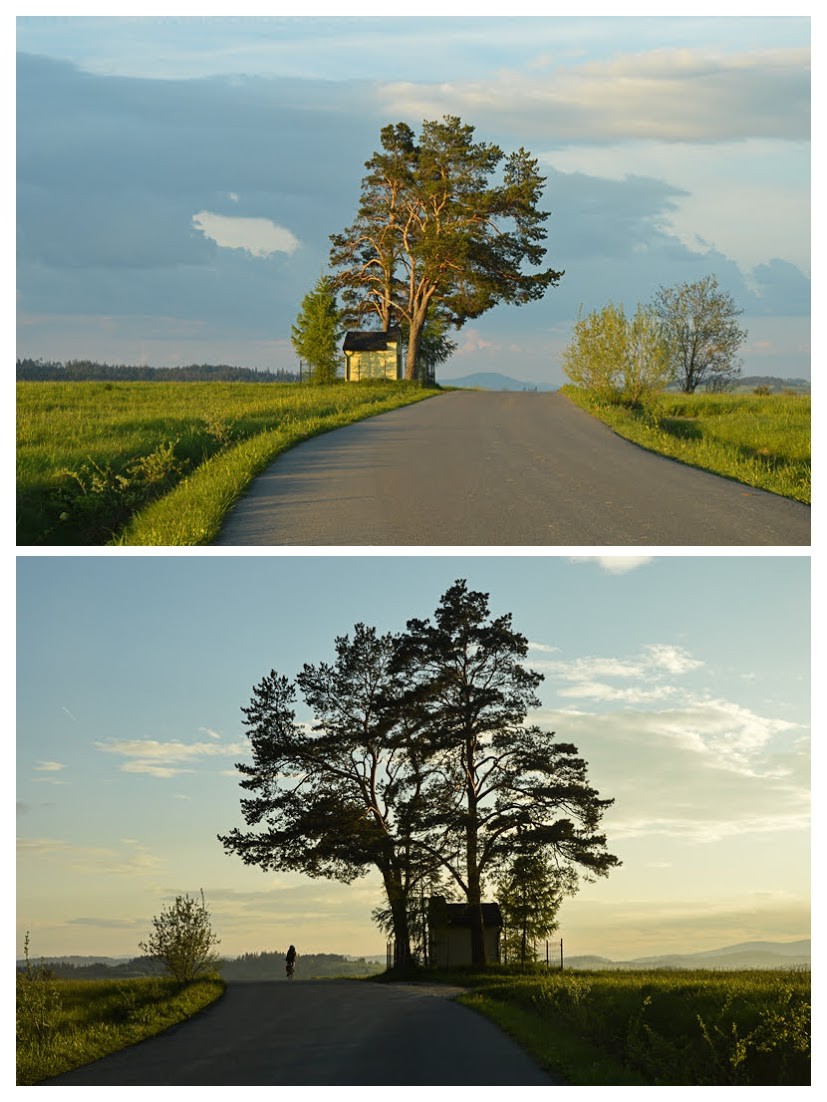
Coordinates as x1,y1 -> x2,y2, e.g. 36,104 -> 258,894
379,47 -> 810,144
67,916 -> 144,929
34,761 -> 67,772
18,837 -> 166,876
533,704 -> 809,844
533,644 -> 701,687
569,556 -> 654,574
192,211 -> 301,257
94,736 -> 246,778
17,837 -> 68,856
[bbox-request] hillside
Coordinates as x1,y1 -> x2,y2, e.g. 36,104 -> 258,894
565,939 -> 810,971
442,371 -> 556,391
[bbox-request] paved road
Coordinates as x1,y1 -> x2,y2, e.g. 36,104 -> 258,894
46,981 -> 560,1086
214,391 -> 810,546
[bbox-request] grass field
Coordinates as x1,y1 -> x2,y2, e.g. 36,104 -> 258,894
449,966 -> 810,1086
561,386 -> 811,504
16,380 -> 440,545
16,968 -> 224,1085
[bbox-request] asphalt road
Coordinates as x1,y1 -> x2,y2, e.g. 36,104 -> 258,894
213,391 -> 810,546
46,980 -> 560,1086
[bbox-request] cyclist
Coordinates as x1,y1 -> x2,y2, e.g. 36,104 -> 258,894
285,944 -> 297,978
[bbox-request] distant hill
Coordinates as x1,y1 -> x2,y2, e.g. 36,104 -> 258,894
565,939 -> 810,971
442,371 -> 556,392
733,376 -> 810,394
17,950 -> 380,981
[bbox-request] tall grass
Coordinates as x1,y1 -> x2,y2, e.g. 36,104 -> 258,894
562,386 -> 810,504
453,966 -> 810,1086
17,380 -> 440,545
16,969 -> 224,1084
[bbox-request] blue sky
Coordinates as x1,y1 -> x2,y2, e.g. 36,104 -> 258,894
16,554 -> 810,961
15,12 -> 811,384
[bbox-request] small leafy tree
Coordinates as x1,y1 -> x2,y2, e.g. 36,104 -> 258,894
496,854 -> 576,965
139,890 -> 221,983
290,274 -> 343,384
561,302 -> 672,403
649,274 -> 747,393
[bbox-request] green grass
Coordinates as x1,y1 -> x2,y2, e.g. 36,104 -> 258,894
16,971 -> 225,1085
562,386 -> 811,504
17,379 -> 440,545
411,965 -> 810,1086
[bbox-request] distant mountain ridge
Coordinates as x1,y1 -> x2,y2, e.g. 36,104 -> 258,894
442,371 -> 556,391
565,939 -> 810,971
21,939 -> 808,973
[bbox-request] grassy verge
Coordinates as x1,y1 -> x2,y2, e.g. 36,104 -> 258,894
404,965 -> 810,1086
17,380 -> 440,545
16,970 -> 225,1085
561,386 -> 810,504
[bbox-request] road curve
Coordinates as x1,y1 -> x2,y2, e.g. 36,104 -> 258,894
213,391 -> 809,546
45,980 -> 560,1086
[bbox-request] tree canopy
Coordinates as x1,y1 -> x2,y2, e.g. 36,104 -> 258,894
290,274 -> 343,384
650,274 -> 747,393
562,301 -> 673,403
219,581 -> 619,968
330,117 -> 563,382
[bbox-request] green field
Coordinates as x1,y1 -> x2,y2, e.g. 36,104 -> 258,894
16,971 -> 224,1085
450,966 -> 810,1086
16,380 -> 440,546
562,386 -> 811,504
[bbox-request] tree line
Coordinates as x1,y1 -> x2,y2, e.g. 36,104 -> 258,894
219,580 -> 620,969
16,359 -> 299,383
26,951 -> 375,982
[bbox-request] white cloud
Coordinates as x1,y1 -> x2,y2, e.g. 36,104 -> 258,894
192,211 -> 300,257
379,47 -> 810,144
94,736 -> 246,779
643,644 -> 704,675
569,556 -> 653,574
34,761 -> 67,772
557,681 -> 678,704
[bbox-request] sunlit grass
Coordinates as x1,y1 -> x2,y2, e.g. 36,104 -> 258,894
562,387 -> 810,504
423,965 -> 810,1086
17,380 -> 440,545
16,973 -> 224,1085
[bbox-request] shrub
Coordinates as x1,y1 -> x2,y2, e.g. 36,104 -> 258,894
139,890 -> 221,984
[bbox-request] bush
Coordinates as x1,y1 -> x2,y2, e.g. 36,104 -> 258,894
561,303 -> 672,404
139,890 -> 221,984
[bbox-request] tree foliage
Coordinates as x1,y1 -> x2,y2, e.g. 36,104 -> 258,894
496,854 -> 576,964
290,274 -> 343,384
218,626 -> 445,966
330,117 -> 563,382
650,274 -> 747,393
392,581 -> 620,965
562,302 -> 673,403
138,891 -> 221,983
220,582 -> 620,969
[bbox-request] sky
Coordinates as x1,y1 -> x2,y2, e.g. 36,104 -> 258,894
16,553 -> 810,962
15,10 -> 811,386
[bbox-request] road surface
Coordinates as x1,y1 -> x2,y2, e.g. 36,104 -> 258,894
46,980 -> 560,1086
214,391 -> 810,546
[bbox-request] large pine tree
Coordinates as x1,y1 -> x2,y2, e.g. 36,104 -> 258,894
330,117 -> 563,383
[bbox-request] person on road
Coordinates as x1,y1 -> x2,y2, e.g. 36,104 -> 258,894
285,944 -> 297,978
